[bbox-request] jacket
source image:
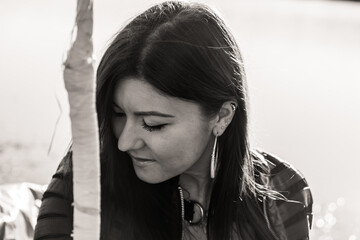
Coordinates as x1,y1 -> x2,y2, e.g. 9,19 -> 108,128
34,150 -> 313,240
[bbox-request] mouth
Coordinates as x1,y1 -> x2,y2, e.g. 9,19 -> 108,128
130,155 -> 156,167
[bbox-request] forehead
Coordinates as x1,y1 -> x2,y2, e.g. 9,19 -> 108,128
113,77 -> 205,118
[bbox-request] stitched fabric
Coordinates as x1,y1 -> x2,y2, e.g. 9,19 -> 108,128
34,150 -> 313,239
256,150 -> 313,240
34,152 -> 73,240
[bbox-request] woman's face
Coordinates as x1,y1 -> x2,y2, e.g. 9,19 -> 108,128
112,77 -> 216,183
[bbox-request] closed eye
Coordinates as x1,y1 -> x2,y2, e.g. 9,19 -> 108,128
142,120 -> 167,132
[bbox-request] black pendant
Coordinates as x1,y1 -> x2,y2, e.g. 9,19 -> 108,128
184,199 -> 205,225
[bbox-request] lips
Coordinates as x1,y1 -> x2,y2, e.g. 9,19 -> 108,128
129,154 -> 155,167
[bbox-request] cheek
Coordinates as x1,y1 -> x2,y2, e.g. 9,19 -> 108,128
182,130 -> 210,159
154,125 -> 210,166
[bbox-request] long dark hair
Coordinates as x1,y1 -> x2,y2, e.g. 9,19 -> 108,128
96,1 -> 277,239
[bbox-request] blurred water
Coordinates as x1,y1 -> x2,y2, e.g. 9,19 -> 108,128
0,0 -> 359,238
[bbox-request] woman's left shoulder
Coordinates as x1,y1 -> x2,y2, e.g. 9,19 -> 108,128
251,149 -> 314,240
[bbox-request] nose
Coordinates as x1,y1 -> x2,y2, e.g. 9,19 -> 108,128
117,121 -> 145,152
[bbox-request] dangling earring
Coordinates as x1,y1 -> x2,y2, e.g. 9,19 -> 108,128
210,134 -> 219,179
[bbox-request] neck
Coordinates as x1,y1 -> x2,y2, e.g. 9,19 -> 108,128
179,134 -> 216,208
179,171 -> 213,209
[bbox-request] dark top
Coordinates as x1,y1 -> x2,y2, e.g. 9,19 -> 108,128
34,150 -> 313,240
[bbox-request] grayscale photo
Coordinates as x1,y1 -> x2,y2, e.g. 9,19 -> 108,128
1,0 -> 359,239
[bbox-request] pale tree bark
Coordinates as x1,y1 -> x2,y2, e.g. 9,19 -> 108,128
63,0 -> 101,239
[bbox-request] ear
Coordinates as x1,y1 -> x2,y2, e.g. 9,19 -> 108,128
212,101 -> 237,136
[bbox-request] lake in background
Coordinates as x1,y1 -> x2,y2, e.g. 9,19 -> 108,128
1,0 -> 359,239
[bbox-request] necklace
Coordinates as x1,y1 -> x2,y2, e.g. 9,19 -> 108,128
178,186 -> 209,240
178,186 -> 185,240
184,199 -> 206,225
178,186 -> 207,225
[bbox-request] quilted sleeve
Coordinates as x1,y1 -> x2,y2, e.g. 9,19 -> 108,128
259,151 -> 313,240
34,151 -> 74,240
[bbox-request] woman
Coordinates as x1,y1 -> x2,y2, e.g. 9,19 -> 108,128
34,1 -> 313,239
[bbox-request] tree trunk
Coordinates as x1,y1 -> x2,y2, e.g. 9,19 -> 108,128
63,0 -> 101,239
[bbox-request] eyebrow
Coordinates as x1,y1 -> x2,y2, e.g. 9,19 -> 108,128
113,102 -> 175,118
134,111 -> 175,118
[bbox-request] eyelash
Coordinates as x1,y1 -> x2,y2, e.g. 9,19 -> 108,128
113,111 -> 166,132
142,120 -> 166,132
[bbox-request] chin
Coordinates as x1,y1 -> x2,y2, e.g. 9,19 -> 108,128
133,167 -> 169,184
136,174 -> 165,184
